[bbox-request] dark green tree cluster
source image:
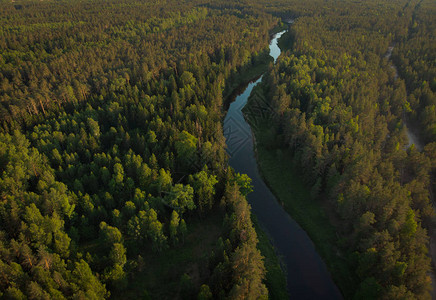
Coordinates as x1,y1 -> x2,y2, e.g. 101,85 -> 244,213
207,178 -> 267,300
0,131 -> 108,299
254,0 -> 434,298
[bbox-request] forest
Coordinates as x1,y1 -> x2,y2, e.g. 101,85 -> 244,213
0,0 -> 434,299
0,0 -> 278,298
247,0 -> 435,298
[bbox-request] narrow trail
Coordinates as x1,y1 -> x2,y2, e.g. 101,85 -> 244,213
385,32 -> 435,298
385,45 -> 423,151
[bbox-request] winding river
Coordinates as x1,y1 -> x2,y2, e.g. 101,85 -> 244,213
224,31 -> 342,299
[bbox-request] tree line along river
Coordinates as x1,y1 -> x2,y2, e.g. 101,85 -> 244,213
223,30 -> 342,300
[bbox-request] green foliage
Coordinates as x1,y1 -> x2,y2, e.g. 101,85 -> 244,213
1,0 -> 433,298
175,131 -> 198,170
99,222 -> 123,245
169,210 -> 180,246
180,273 -> 195,299
165,184 -> 196,214
109,243 -> 127,268
208,182 -> 268,299
189,168 -> 219,214
71,260 -> 109,299
197,284 -> 212,300
353,277 -> 382,300
233,173 -> 254,196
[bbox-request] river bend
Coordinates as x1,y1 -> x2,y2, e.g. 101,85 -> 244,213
223,31 -> 342,299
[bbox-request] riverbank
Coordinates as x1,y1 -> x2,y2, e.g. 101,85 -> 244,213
243,84 -> 355,298
253,217 -> 289,300
222,23 -> 289,107
225,29 -> 341,299
221,28 -> 289,300
223,50 -> 273,106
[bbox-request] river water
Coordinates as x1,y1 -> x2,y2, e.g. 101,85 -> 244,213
223,31 -> 342,299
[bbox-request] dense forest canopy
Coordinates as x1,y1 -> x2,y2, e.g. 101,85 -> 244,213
0,0 -> 435,299
0,0 -> 278,298
248,0 -> 435,298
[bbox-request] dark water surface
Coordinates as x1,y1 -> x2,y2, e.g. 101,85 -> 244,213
223,31 -> 342,299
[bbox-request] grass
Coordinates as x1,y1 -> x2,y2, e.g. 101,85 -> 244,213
252,216 -> 289,300
243,85 -> 356,298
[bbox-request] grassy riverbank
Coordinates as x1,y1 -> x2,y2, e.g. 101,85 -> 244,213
243,84 -> 356,298
252,217 -> 289,300
223,50 -> 273,103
